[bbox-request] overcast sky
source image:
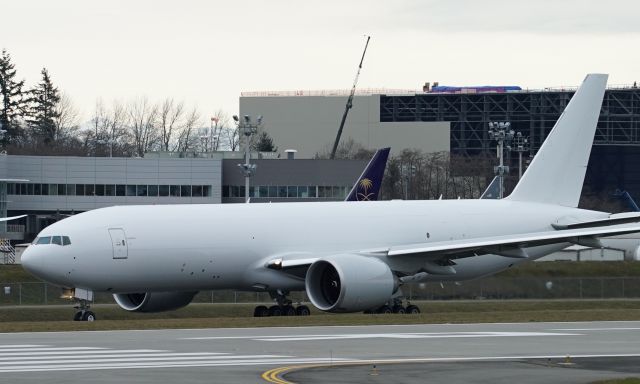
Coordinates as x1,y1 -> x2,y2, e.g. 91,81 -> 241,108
2,0 -> 639,122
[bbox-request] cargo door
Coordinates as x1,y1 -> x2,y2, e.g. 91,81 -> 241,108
108,228 -> 128,259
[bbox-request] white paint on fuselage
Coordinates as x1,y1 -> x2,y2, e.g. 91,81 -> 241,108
26,199 -> 606,293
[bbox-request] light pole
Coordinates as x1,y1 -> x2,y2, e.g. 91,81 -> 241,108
512,131 -> 529,179
488,122 -> 515,199
234,114 -> 262,203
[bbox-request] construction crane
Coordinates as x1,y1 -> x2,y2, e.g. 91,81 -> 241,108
330,35 -> 371,159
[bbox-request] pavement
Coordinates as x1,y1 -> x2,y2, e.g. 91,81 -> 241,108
0,321 -> 638,383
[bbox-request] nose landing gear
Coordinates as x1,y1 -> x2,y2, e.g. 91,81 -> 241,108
63,288 -> 96,321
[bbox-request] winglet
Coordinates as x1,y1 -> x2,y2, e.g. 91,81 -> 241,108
506,74 -> 608,207
345,147 -> 390,201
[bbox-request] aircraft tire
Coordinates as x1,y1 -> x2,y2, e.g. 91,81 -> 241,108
253,305 -> 269,317
296,305 -> 310,316
268,305 -> 282,316
406,305 -> 420,314
378,305 -> 392,314
82,311 -> 96,322
283,305 -> 296,316
392,305 -> 406,314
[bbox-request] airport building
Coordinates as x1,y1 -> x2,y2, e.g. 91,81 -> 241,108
240,85 -> 640,197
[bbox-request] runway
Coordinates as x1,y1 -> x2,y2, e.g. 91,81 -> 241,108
0,321 -> 639,383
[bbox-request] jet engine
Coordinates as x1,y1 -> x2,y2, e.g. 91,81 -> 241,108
113,291 -> 197,312
305,254 -> 397,313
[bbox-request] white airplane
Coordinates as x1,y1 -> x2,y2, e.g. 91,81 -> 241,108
21,74 -> 640,321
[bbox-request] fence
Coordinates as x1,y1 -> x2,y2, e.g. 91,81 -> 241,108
2,277 -> 640,306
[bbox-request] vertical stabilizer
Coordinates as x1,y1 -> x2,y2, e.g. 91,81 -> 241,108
345,147 -> 390,201
506,74 -> 608,207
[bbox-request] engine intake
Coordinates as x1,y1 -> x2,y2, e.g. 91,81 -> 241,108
113,291 -> 197,312
305,254 -> 397,313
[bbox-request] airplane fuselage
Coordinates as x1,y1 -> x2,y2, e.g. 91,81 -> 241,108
24,199 -> 605,294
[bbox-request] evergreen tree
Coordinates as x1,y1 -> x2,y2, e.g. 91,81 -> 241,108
0,49 -> 26,142
27,68 -> 60,143
252,131 -> 278,152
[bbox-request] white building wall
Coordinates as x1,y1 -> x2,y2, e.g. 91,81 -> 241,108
240,94 -> 450,158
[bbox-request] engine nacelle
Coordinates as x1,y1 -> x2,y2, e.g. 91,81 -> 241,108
113,291 -> 197,312
305,254 -> 397,313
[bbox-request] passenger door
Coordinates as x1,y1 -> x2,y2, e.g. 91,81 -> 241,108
108,228 -> 128,259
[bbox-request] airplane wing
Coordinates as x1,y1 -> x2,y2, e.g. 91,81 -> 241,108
0,215 -> 27,222
267,222 -> 640,276
386,223 -> 640,260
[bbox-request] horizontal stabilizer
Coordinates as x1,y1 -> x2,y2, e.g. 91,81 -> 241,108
552,212 -> 640,230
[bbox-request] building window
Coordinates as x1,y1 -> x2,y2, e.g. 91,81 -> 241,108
297,186 -> 308,198
75,184 -> 84,196
203,185 -> 212,197
66,184 -> 75,196
222,185 -> 229,198
95,184 -> 105,196
181,185 -> 191,197
159,185 -> 169,197
287,186 -> 297,198
148,185 -> 158,197
57,184 -> 66,195
116,184 -> 126,196
137,185 -> 147,197
170,185 -> 180,197
192,185 -> 203,197
85,184 -> 95,196
105,185 -> 115,196
126,185 -> 136,196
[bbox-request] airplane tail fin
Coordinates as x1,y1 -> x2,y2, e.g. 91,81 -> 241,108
506,74 -> 608,207
345,147 -> 390,201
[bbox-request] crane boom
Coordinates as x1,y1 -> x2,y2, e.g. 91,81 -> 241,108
330,35 -> 370,159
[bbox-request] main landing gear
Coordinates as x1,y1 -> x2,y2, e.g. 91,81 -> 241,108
253,290 -> 311,317
364,298 -> 421,315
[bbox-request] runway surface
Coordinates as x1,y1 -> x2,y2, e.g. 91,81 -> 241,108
0,321 -> 639,383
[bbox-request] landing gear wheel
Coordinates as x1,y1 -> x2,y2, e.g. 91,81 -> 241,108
254,305 -> 269,317
283,305 -> 296,316
268,305 -> 282,316
406,305 -> 420,314
296,305 -> 311,316
73,311 -> 83,321
81,311 -> 96,322
393,305 -> 406,314
378,305 -> 392,314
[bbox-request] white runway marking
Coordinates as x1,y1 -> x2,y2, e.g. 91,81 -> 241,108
184,331 -> 580,342
0,344 -> 345,373
550,327 -> 640,331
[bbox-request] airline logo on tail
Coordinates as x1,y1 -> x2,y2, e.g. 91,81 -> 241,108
357,178 -> 375,201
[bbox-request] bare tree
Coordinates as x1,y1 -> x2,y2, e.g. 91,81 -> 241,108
128,96 -> 158,157
176,107 -> 201,152
53,92 -> 80,141
158,98 -> 184,152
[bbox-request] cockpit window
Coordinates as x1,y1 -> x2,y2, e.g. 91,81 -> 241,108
33,235 -> 71,245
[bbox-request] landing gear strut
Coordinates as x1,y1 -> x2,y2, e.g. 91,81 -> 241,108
253,290 -> 311,317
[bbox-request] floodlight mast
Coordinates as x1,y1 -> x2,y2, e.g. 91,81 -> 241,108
330,35 -> 370,160
234,114 -> 262,203
488,121 -> 515,199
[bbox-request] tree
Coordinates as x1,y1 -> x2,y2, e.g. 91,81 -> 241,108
175,107 -> 201,152
252,131 -> 278,152
0,49 -> 26,143
158,98 -> 184,152
53,92 -> 80,141
27,68 -> 60,144
127,96 -> 158,156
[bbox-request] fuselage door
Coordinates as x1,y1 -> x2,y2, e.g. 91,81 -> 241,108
108,228 -> 128,259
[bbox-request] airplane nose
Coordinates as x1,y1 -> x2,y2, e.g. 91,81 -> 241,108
21,245 -> 44,278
